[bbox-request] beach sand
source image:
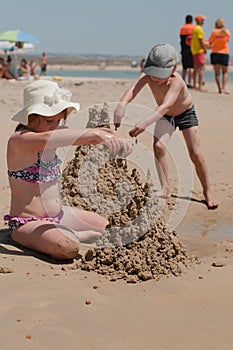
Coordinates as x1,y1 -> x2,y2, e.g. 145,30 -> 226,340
0,72 -> 232,350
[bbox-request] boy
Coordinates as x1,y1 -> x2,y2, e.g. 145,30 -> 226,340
114,43 -> 219,209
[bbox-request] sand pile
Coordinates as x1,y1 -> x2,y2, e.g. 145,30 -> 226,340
61,104 -> 191,283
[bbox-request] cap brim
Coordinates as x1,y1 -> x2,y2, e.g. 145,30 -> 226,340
143,66 -> 174,78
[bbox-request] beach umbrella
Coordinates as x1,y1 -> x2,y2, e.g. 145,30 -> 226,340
0,29 -> 40,46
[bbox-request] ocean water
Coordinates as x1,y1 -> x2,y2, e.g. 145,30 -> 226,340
45,68 -> 233,81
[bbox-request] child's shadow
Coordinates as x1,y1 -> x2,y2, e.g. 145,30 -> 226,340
171,194 -> 207,207
0,228 -> 74,264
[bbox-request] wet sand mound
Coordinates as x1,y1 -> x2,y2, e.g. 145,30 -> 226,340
61,104 -> 193,282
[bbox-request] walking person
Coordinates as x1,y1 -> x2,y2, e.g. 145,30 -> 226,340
190,14 -> 207,91
179,14 -> 195,88
208,18 -> 231,94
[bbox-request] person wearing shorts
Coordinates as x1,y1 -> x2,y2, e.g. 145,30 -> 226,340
191,14 -> 207,91
163,105 -> 199,130
114,43 -> 219,209
209,18 -> 231,94
179,15 -> 195,88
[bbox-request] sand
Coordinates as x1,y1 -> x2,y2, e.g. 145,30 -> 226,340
0,71 -> 233,350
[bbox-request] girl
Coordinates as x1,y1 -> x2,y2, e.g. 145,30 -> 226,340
4,80 -> 132,260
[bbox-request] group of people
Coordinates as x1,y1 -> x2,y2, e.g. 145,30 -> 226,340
179,14 -> 230,93
4,40 -> 219,261
0,52 -> 47,80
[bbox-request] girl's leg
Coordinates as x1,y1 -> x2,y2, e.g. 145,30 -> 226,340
11,221 -> 80,260
153,119 -> 174,198
60,206 -> 109,242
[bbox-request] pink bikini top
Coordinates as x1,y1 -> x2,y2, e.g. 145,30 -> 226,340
8,152 -> 61,183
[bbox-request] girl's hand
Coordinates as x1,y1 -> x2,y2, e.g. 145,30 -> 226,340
93,128 -> 132,158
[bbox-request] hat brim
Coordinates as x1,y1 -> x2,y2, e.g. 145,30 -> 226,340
143,65 -> 174,79
11,101 -> 80,124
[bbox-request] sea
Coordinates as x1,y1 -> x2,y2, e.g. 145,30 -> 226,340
44,68 -> 233,81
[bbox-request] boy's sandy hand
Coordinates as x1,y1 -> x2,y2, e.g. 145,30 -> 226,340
113,103 -> 127,129
129,121 -> 147,137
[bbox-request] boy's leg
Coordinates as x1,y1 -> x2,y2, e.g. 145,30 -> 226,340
182,126 -> 219,209
153,119 -> 174,198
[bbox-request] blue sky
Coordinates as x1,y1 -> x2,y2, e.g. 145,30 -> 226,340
1,0 -> 232,58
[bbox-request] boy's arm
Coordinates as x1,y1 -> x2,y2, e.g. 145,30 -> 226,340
114,73 -> 148,129
129,77 -> 181,137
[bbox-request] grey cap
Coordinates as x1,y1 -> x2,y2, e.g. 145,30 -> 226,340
143,43 -> 179,78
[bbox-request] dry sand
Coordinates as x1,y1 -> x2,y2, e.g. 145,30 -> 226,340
0,71 -> 233,350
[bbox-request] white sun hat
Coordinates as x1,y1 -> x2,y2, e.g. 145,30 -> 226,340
12,80 -> 80,124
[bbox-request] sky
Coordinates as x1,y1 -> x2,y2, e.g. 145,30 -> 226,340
1,0 -> 233,58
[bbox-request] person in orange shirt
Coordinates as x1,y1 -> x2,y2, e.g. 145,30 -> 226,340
208,18 -> 231,94
179,14 -> 195,88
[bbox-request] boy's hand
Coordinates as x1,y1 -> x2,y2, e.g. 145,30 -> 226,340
113,103 -> 126,129
129,121 -> 147,137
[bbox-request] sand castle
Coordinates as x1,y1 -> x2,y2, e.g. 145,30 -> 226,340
61,103 -> 193,283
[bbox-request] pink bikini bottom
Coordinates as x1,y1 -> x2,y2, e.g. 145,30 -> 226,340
3,210 -> 64,234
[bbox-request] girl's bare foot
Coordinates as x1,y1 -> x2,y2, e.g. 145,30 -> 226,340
74,230 -> 102,243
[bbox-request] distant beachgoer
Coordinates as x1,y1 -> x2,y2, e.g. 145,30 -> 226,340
0,57 -> 14,79
208,18 -> 231,94
114,43 -> 219,209
179,14 -> 195,88
40,52 -> 47,76
190,14 -> 207,91
18,58 -> 30,78
140,58 -> 146,72
6,55 -> 17,79
30,60 -> 37,77
4,80 -> 132,260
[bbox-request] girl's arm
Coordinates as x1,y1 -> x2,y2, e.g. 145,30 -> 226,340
11,127 -> 132,158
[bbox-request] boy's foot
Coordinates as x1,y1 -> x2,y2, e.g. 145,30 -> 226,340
222,89 -> 230,95
203,198 -> 220,210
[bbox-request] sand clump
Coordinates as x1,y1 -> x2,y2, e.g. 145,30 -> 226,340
61,104 -> 193,283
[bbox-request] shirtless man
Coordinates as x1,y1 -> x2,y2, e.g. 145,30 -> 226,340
114,43 -> 219,209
